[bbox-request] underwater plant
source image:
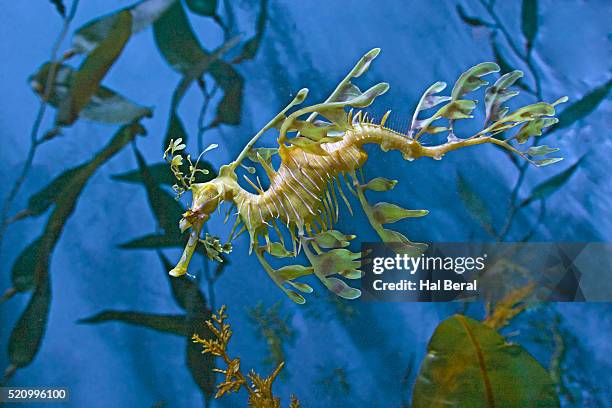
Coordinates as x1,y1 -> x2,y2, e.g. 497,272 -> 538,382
193,305 -> 299,407
165,48 -> 567,303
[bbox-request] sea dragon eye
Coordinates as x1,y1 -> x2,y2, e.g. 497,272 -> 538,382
166,48 -> 567,303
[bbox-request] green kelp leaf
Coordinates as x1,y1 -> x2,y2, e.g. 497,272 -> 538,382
57,10 -> 133,126
456,173 -> 496,236
521,158 -> 582,207
49,0 -> 65,17
372,202 -> 428,225
134,149 -> 185,235
553,78 -> 612,131
323,277 -> 360,300
112,161 -> 216,185
8,277 -> 51,369
412,315 -> 559,408
11,238 -> 43,292
277,265 -> 313,281
79,311 -> 190,336
113,162 -> 174,185
154,2 -> 244,126
155,4 -> 206,138
73,0 -> 176,53
312,230 -> 356,249
456,4 -> 493,27
30,63 -> 152,124
119,233 -> 184,249
484,70 -> 523,123
163,250 -> 215,402
209,62 -> 245,126
23,164 -> 87,218
186,0 -> 217,16
233,0 -> 268,63
379,229 -> 427,256
6,124 -> 143,375
79,86 -> 153,124
362,177 -> 398,192
153,1 -> 209,73
521,0 -> 538,53
19,124 -> 144,225
527,145 -> 559,157
451,62 -> 500,101
29,63 -> 72,106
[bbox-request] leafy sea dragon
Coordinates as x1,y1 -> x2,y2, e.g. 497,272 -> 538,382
164,48 -> 566,303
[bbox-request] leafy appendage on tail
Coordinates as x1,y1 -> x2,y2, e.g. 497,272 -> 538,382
165,48 -> 567,303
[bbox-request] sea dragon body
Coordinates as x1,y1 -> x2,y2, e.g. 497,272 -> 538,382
166,48 -> 566,303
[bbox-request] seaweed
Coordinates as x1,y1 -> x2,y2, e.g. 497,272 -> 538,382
193,306 -> 299,407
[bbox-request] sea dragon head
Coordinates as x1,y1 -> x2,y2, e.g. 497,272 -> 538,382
169,179 -> 230,277
162,139 -> 229,277
179,182 -> 221,232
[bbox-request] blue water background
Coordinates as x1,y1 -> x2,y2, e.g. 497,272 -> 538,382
1,1 -> 611,406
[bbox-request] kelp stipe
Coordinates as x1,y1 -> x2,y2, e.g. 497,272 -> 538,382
166,48 -> 567,303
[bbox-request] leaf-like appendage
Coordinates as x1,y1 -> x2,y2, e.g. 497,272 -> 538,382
312,230 -> 356,249
485,70 -> 523,123
276,265 -> 313,281
372,202 -> 428,224
415,100 -> 477,137
411,82 -> 451,134
286,281 -> 314,293
527,145 -> 559,157
323,277 -> 361,299
362,177 -> 398,192
351,47 -> 381,78
515,118 -> 559,143
379,229 -> 427,256
265,242 -> 294,258
451,62 -> 500,100
247,147 -> 278,164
